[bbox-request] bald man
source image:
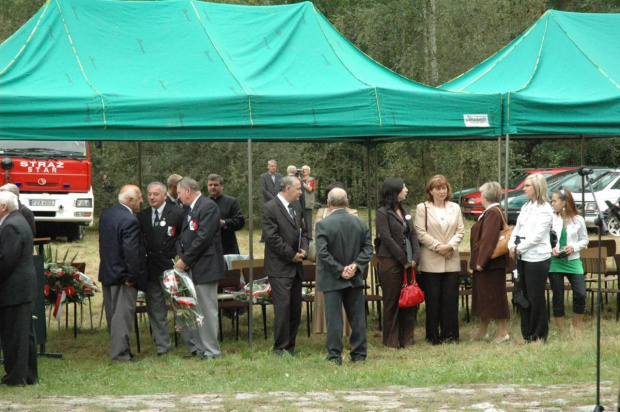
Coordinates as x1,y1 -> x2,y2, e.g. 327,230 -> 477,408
98,185 -> 147,362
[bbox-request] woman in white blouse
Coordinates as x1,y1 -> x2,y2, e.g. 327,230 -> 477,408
549,187 -> 588,333
508,174 -> 553,342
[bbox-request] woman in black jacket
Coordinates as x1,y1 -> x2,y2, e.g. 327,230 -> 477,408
375,178 -> 420,348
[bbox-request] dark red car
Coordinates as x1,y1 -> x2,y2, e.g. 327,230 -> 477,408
459,167 -> 578,219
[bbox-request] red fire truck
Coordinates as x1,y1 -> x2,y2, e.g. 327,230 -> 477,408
0,140 -> 94,241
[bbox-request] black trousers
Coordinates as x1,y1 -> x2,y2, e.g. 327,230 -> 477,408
324,286 -> 367,361
518,258 -> 550,341
418,271 -> 460,345
378,258 -> 415,348
269,273 -> 302,353
0,302 -> 38,386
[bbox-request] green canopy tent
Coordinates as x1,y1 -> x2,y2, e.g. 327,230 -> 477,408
1,0 -> 503,345
441,9 -> 620,190
0,0 -> 502,141
442,9 -> 620,137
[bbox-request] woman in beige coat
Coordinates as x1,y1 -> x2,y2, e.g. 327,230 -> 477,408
415,175 -> 464,344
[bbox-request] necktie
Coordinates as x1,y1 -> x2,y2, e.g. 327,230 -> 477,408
287,204 -> 295,221
153,210 -> 160,227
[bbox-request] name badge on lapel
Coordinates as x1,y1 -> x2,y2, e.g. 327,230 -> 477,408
189,220 -> 198,231
167,226 -> 176,237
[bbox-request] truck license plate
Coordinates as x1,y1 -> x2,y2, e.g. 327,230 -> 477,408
29,200 -> 55,207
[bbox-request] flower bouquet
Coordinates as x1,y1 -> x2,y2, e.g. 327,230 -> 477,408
233,277 -> 272,304
43,246 -> 100,317
161,268 -> 204,332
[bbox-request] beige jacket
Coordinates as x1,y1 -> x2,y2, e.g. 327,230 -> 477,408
414,201 -> 464,273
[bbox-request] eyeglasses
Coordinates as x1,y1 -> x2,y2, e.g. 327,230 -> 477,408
523,184 -> 533,188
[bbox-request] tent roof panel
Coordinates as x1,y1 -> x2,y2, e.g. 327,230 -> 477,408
1,0 -> 502,141
442,9 -> 620,136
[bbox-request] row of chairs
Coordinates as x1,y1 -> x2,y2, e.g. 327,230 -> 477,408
217,262 -> 383,340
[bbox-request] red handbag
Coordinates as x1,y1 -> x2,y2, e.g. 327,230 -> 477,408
398,268 -> 424,308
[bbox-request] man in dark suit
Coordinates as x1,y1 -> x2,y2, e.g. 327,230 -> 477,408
0,192 -> 37,386
137,181 -> 184,356
261,176 -> 309,356
207,174 -> 245,255
98,185 -> 147,362
315,188 -> 373,364
174,177 -> 225,360
259,160 -> 281,243
0,184 -> 35,236
286,165 -> 306,213
165,174 -> 184,208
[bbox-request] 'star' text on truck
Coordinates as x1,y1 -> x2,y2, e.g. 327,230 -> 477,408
0,140 -> 94,241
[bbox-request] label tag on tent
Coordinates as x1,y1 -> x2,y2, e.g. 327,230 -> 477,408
463,114 -> 490,127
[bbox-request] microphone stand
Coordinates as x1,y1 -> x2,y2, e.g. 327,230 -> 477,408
582,171 -> 608,412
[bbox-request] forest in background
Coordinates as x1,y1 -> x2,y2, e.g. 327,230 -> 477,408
2,0 -> 620,222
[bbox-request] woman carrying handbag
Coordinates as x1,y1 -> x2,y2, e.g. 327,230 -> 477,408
376,178 -> 420,349
469,182 -> 510,343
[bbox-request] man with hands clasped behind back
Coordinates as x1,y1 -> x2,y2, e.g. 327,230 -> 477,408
315,188 -> 373,365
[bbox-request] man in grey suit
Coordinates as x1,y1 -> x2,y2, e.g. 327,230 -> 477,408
174,177 -> 225,360
261,176 -> 309,356
259,160 -> 282,242
315,188 -> 373,364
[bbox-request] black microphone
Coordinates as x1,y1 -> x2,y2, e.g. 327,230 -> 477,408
578,166 -> 593,176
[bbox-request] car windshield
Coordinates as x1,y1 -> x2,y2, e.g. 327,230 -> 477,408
0,140 -> 87,158
510,171 -> 530,189
591,171 -> 620,192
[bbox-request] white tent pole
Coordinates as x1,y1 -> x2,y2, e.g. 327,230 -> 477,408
247,138 -> 253,346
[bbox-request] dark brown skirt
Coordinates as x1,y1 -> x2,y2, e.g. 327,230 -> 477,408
471,268 -> 510,319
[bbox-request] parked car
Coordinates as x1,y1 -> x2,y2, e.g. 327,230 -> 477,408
460,167 -> 577,219
451,187 -> 478,203
571,169 -> 620,229
504,167 -> 614,224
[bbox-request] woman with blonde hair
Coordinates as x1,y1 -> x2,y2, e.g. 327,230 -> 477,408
549,187 -> 588,332
508,173 -> 553,342
415,175 -> 464,345
469,181 -> 510,343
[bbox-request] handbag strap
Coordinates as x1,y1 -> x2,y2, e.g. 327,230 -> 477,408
473,207 -> 508,252
496,206 -> 509,230
403,267 -> 417,286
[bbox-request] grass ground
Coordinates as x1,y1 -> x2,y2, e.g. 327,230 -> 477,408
3,217 -> 619,410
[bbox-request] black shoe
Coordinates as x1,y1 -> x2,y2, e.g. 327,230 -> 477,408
183,350 -> 199,359
202,354 -> 221,361
351,356 -> 366,363
325,356 -> 342,365
156,351 -> 169,357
